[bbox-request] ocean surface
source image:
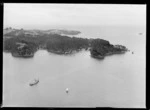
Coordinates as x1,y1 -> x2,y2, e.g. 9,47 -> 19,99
3,25 -> 146,107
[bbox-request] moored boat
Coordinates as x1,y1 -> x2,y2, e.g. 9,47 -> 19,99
29,79 -> 39,86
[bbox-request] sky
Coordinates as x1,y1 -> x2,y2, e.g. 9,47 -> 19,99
4,3 -> 146,29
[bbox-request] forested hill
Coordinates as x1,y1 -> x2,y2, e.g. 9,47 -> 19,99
3,28 -> 128,59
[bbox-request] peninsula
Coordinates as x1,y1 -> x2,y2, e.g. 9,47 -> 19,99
3,27 -> 128,59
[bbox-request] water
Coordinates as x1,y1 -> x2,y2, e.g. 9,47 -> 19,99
3,25 -> 146,107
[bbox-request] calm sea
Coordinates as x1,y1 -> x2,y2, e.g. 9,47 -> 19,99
3,25 -> 146,107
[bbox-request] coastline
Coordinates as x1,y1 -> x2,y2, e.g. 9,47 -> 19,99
3,28 -> 128,59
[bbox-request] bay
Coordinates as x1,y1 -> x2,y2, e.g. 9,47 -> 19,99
3,25 -> 146,107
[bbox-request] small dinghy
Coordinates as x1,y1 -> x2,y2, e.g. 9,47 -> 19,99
29,79 -> 39,86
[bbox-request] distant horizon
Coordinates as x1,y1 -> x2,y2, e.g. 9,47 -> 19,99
3,24 -> 146,31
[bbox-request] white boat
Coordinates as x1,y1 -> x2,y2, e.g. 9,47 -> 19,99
29,79 -> 39,86
66,88 -> 69,93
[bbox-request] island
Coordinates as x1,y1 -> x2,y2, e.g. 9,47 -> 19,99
3,27 -> 128,59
